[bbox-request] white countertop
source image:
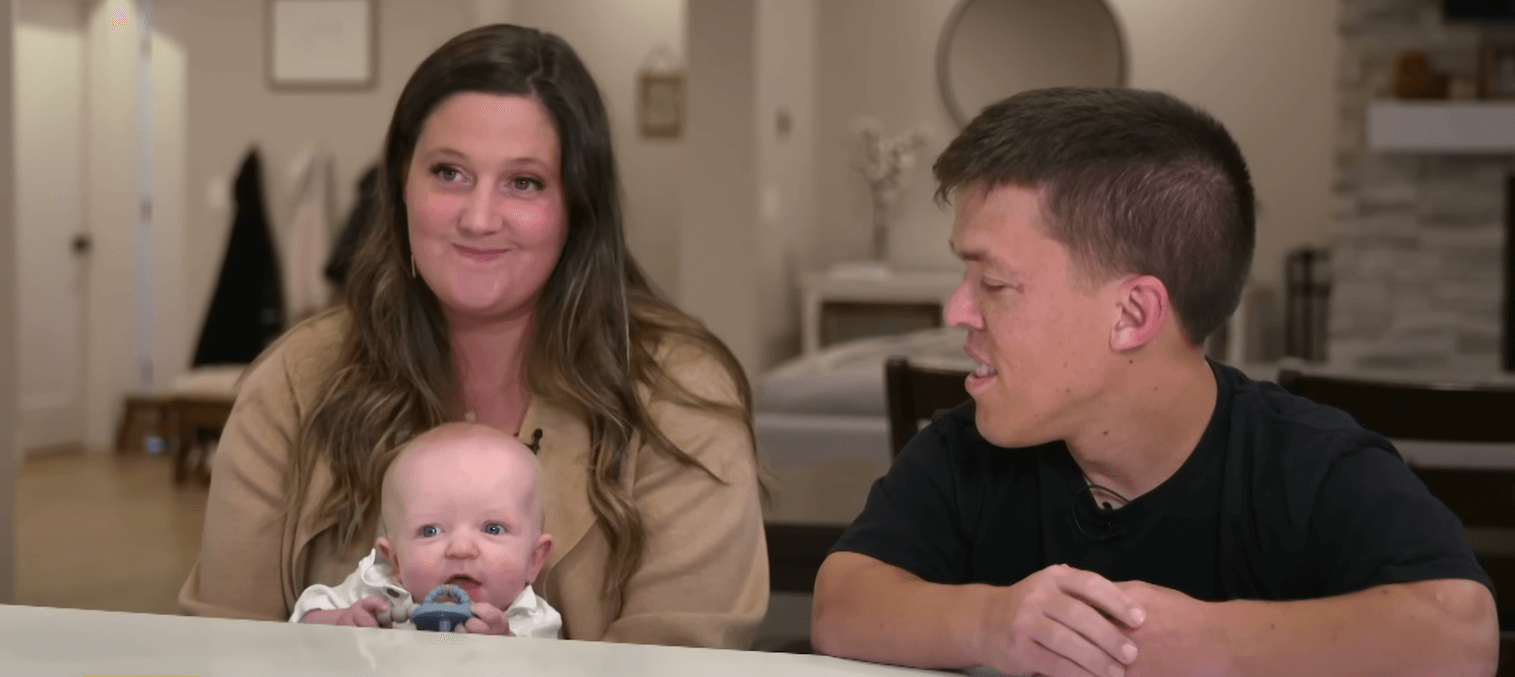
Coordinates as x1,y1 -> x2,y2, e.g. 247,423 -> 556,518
0,604 -> 961,676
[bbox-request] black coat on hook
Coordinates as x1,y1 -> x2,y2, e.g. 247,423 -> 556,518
324,163 -> 380,291
192,147 -> 285,367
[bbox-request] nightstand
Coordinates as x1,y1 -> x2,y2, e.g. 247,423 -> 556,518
800,267 -> 962,355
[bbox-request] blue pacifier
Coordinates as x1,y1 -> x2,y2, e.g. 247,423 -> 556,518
411,584 -> 473,632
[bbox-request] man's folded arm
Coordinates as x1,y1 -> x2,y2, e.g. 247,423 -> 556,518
1205,578 -> 1496,677
811,551 -> 991,669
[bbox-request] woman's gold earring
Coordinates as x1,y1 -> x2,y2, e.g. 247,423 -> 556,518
411,255 -> 416,278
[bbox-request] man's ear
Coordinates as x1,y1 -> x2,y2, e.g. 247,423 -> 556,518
528,533 -> 554,585
1110,274 -> 1169,352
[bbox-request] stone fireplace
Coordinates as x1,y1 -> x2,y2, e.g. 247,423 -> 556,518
1334,0 -> 1514,372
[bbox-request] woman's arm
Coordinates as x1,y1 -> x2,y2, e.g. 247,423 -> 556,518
177,347 -> 307,620
599,345 -> 768,648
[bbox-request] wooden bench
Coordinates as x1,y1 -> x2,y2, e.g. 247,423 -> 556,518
114,366 -> 244,484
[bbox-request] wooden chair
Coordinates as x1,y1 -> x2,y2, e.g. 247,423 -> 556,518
161,365 -> 245,485
1276,369 -> 1515,443
884,356 -> 971,461
765,523 -> 846,596
113,387 -> 237,484
1276,369 -> 1515,638
166,395 -> 235,484
115,394 -> 169,454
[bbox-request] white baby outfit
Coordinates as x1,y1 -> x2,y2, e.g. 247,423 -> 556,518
290,548 -> 561,638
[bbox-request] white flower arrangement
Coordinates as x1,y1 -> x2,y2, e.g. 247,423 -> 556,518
851,117 -> 931,261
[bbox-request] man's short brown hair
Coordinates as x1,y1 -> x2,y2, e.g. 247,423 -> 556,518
934,87 -> 1255,345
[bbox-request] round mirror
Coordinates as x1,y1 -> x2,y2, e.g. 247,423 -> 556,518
937,0 -> 1127,128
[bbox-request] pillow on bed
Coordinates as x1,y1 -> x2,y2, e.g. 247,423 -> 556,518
757,327 -> 971,417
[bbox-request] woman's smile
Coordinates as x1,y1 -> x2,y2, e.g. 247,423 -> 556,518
452,243 -> 510,262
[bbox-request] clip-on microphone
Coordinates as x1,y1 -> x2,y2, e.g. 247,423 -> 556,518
1071,483 -> 1129,542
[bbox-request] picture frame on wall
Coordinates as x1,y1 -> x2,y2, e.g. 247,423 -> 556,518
639,73 -> 684,138
267,0 -> 376,90
1479,40 -> 1515,99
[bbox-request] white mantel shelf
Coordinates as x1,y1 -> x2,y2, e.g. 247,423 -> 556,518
1367,100 -> 1515,153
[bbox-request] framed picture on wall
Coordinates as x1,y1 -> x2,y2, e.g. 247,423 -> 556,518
639,73 -> 684,138
267,0 -> 376,90
1479,40 -> 1515,99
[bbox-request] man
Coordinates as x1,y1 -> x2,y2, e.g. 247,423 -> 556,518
810,88 -> 1497,677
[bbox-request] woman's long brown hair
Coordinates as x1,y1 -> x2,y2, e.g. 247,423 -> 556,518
284,24 -> 762,612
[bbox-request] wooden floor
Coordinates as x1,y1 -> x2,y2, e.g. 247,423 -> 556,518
15,450 -> 208,615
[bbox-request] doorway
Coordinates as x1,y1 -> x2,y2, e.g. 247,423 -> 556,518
15,0 -> 89,454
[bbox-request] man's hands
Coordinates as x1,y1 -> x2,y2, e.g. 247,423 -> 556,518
970,567 -> 1233,677
810,554 -> 1228,676
1113,581 -> 1229,677
972,564 -> 1146,677
300,597 -> 514,636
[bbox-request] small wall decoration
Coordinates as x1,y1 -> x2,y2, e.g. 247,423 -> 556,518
638,45 -> 684,138
639,73 -> 684,138
268,0 -> 376,90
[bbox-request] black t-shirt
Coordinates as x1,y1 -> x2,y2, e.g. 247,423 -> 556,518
834,361 -> 1492,602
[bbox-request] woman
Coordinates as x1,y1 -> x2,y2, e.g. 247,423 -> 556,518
179,24 -> 769,648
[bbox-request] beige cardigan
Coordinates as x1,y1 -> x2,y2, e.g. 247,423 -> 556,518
178,312 -> 769,648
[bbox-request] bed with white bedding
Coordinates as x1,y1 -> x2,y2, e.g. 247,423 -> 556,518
755,327 -> 973,525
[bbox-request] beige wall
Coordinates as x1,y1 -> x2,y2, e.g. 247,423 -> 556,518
152,0 -> 189,425
755,0 -> 816,368
680,0 -> 762,373
82,0 -> 144,448
1,0 -> 19,605
473,0 -> 514,25
810,0 -> 1339,360
1111,0 -> 1338,324
675,0 -> 822,375
813,0 -> 959,273
511,0 -> 685,299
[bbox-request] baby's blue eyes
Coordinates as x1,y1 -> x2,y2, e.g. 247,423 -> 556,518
418,524 -> 506,537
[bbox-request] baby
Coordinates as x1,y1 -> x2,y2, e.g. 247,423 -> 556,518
292,422 -> 560,637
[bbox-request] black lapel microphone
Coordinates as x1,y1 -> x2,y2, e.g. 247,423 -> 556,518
525,429 -> 544,454
1071,484 -> 1129,542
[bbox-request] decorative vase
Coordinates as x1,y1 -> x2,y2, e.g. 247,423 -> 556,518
871,194 -> 890,262
849,117 -> 929,268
